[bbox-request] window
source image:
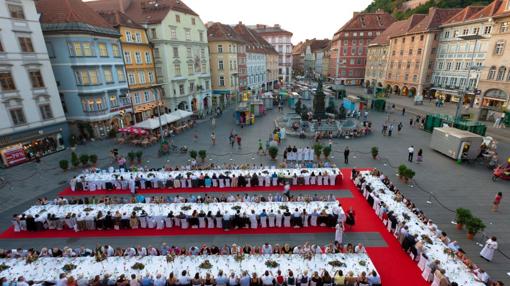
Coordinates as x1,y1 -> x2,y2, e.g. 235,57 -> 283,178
189,82 -> 194,92
444,31 -> 450,39
117,67 -> 125,82
186,47 -> 192,58
135,32 -> 142,43
112,45 -> 120,57
144,91 -> 150,102
174,63 -> 181,76
138,71 -> 146,84
201,48 -> 205,58
402,37 -> 406,43
484,26 -> 492,35
128,73 -> 136,85
188,63 -> 193,75
497,66 -> 506,81
144,51 -> 152,64
82,42 -> 93,56
417,48 -> 422,55
173,47 -> 179,58
185,30 -> 191,41
411,36 -> 415,42
473,27 -> 480,35
176,15 -> 180,23
39,104 -> 53,120
10,108 -> 26,125
501,22 -> 510,33
18,37 -> 34,52
89,69 -> 98,84
219,76 -> 225,86
406,62 -> 411,69
455,62 -> 462,70
191,18 -> 196,25
218,45 -> 223,53
133,93 -> 140,104
199,31 -> 204,42
29,71 -> 44,88
487,66 -> 497,80
104,68 -> 113,83
135,52 -> 142,64
413,75 -> 417,82
179,84 -> 184,95
151,28 -> 157,39
154,48 -> 160,58
110,95 -> 118,107
218,60 -> 224,70
124,52 -> 132,64
148,71 -> 155,83
126,31 -> 132,42
170,27 -> 177,40
98,43 -> 108,57
8,4 -> 25,19
446,62 -> 452,70
420,35 -> 424,41
409,49 -> 413,55
0,72 -> 16,90
399,50 -> 403,55
495,40 -> 505,55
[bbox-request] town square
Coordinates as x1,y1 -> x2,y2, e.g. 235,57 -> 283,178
0,0 -> 509,285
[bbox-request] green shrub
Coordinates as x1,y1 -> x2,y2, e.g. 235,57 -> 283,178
371,147 -> 379,159
79,154 -> 89,166
466,217 -> 486,234
268,146 -> 278,159
455,208 -> 473,225
89,154 -> 98,165
135,151 -> 143,161
59,160 -> 69,171
189,150 -> 197,159
313,143 -> 323,158
71,152 -> 80,168
127,152 -> 136,163
198,150 -> 207,161
323,146 -> 332,158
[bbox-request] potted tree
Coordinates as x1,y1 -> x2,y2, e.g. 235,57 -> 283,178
371,147 -> 379,159
198,150 -> 207,162
59,160 -> 69,171
398,165 -> 407,181
403,167 -> 415,183
466,217 -> 486,240
323,146 -> 332,160
127,152 -> 136,166
313,143 -> 323,161
89,154 -> 98,168
71,152 -> 80,169
135,151 -> 143,164
79,154 -> 89,167
455,208 -> 472,230
189,150 -> 198,160
268,146 -> 278,160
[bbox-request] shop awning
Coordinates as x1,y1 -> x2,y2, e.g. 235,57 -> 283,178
118,127 -> 148,135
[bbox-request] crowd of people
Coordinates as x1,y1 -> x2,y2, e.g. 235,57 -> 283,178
0,242 -> 381,286
352,169 -> 503,286
13,193 -> 343,233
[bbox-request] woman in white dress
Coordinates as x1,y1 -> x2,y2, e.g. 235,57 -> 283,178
480,236 -> 498,261
335,223 -> 343,244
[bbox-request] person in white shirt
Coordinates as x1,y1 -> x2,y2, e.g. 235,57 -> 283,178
262,243 -> 273,254
178,270 -> 191,285
261,271 -> 274,286
408,146 -> 415,162
480,236 -> 498,261
55,274 -> 67,286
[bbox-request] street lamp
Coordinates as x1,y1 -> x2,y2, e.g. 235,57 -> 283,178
455,34 -> 486,121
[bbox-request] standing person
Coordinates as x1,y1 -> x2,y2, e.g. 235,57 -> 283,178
408,145 -> 415,162
211,132 -> 216,146
335,223 -> 344,244
417,149 -> 423,163
211,117 -> 216,130
283,183 -> 291,199
397,122 -> 403,134
494,116 -> 502,128
344,147 -> 350,164
492,192 -> 503,212
388,124 -> 394,137
345,208 -> 355,230
229,133 -> 235,148
480,236 -> 498,262
409,118 -> 414,127
258,139 -> 265,155
402,108 -> 406,116
236,135 -> 242,149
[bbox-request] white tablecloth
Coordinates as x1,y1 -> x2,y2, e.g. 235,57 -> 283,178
23,201 -> 342,219
360,172 -> 484,286
0,254 -> 376,282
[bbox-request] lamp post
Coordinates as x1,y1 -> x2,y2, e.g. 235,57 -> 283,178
455,34 -> 485,121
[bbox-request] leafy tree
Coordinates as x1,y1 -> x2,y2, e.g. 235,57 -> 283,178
71,152 -> 80,168
59,160 -> 69,171
79,154 -> 89,166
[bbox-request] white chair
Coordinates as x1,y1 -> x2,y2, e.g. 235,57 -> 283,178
215,217 -> 222,228
180,218 -> 189,229
283,216 -> 291,227
225,179 -> 231,187
310,215 -> 318,226
219,179 -> 225,188
329,175 -> 336,185
212,179 -> 218,187
156,218 -> 164,230
310,177 -> 316,185
173,217 -> 180,227
323,177 -> 329,185
268,216 -> 275,227
207,217 -> 215,228
246,180 -> 251,187
303,215 -> 309,227
317,176 -> 323,185
164,218 -> 173,228
139,217 -> 148,228
187,179 -> 192,188
258,180 -> 264,187
292,177 -> 298,185
421,266 -> 432,282
304,176 -> 310,185
275,216 -> 282,227
180,179 -> 186,188
174,180 -> 181,188
198,217 -> 206,228
417,255 -> 427,271
260,216 -> 268,228
265,177 -> 271,186
272,178 -> 278,186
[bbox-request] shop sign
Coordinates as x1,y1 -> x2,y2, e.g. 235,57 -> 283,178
2,146 -> 28,167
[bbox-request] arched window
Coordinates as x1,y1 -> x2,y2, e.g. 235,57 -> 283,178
487,66 -> 497,80
497,66 -> 507,80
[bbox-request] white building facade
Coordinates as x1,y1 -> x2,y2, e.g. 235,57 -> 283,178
0,0 -> 67,167
247,52 -> 266,94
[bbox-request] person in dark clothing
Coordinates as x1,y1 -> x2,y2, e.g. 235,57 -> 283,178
344,147 -> 350,164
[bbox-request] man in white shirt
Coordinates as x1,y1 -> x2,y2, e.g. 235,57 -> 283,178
261,243 -> 273,254
55,274 -> 67,286
261,271 -> 274,286
408,145 -> 415,162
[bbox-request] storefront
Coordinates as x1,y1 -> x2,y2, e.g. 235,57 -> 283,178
477,89 -> 509,121
0,124 -> 68,168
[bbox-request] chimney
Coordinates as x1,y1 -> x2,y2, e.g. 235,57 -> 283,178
238,21 -> 243,25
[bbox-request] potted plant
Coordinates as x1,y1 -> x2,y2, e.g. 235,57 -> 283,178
135,151 -> 143,164
71,152 -> 80,168
79,154 -> 89,167
323,146 -> 332,160
466,217 -> 486,240
89,154 -> 98,167
313,143 -> 323,161
268,146 -> 278,160
403,167 -> 415,182
398,165 -> 407,181
59,160 -> 69,171
198,150 -> 207,162
371,147 -> 379,159
455,208 -> 472,230
189,150 -> 197,160
127,152 -> 136,165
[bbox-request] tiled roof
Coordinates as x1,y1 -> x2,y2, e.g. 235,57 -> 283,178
370,19 -> 410,45
207,22 -> 245,43
250,24 -> 293,36
495,0 -> 510,16
87,0 -> 198,25
234,23 -> 278,55
292,41 -> 307,55
36,0 -> 113,28
468,0 -> 503,19
98,10 -> 144,29
310,39 -> 331,53
407,8 -> 462,34
443,6 -> 485,24
336,11 -> 395,33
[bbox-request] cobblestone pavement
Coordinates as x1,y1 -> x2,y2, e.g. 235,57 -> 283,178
0,103 -> 509,282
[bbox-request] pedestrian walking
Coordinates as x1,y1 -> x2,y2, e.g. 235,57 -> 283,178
211,117 -> 216,130
229,133 -> 235,148
397,122 -> 403,134
335,223 -> 344,244
417,148 -> 423,163
409,118 -> 413,127
408,145 -> 415,162
210,132 -> 216,145
382,122 -> 387,136
494,117 -> 502,128
236,135 -> 242,149
344,146 -> 350,164
388,124 -> 394,136
258,139 -> 265,155
492,192 -> 502,212
402,108 -> 406,116
480,236 -> 498,262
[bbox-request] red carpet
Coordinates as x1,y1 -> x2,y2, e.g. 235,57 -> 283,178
0,225 -> 336,239
58,179 -> 344,197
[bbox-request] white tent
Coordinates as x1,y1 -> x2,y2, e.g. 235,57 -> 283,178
134,118 -> 165,130
163,113 -> 180,124
172,109 -> 193,119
